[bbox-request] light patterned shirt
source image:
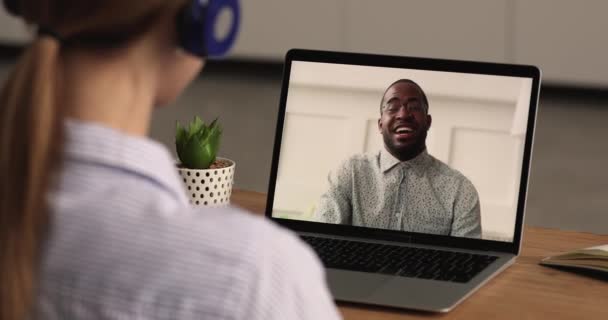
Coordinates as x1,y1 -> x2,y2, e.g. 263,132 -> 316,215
315,148 -> 481,238
36,119 -> 341,320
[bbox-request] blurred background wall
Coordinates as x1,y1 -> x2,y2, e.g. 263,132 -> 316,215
1,0 -> 607,234
4,0 -> 608,87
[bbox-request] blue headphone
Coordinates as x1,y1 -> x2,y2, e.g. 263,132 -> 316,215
2,0 -> 241,58
177,0 -> 240,58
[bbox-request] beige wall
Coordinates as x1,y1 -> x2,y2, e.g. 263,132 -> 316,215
3,1 -> 608,86
231,0 -> 608,87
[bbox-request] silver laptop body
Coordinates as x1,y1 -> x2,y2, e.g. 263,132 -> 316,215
265,49 -> 541,312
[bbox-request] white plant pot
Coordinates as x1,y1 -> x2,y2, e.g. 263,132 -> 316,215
177,157 -> 235,207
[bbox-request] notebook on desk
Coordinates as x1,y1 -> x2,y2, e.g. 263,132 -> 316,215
541,244 -> 608,274
265,49 -> 541,312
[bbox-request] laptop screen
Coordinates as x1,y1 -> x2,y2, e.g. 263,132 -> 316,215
270,58 -> 535,243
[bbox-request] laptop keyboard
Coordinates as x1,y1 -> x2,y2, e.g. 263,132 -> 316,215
301,236 -> 498,283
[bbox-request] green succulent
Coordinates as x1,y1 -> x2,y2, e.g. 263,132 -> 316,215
176,116 -> 222,169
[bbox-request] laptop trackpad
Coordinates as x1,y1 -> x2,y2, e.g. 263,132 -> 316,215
326,268 -> 467,311
326,269 -> 387,300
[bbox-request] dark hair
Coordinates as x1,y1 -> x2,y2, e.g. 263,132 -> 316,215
379,79 -> 429,114
0,1 -> 187,319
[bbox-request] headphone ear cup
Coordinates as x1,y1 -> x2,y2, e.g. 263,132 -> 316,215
3,0 -> 20,16
177,0 -> 240,58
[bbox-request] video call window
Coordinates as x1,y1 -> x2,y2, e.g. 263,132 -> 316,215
271,61 -> 533,243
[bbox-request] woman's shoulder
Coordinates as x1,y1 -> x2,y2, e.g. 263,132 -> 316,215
40,199 -> 322,318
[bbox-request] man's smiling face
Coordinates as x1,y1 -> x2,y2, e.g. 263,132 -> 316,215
378,81 -> 432,161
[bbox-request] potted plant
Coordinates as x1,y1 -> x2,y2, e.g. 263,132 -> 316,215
175,116 -> 235,207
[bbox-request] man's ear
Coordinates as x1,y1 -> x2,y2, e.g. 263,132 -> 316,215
426,114 -> 432,130
378,118 -> 382,132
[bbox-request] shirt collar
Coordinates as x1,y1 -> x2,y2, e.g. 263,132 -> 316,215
63,119 -> 189,204
380,147 -> 431,174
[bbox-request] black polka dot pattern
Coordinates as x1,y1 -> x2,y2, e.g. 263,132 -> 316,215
177,160 -> 235,207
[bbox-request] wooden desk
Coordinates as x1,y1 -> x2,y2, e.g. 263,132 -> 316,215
231,190 -> 608,319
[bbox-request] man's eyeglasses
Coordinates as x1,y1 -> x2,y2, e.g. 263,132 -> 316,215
382,99 -> 426,115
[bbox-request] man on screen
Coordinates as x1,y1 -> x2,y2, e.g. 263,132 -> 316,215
315,79 -> 481,238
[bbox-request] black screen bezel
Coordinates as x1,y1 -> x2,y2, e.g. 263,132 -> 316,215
265,49 -> 541,255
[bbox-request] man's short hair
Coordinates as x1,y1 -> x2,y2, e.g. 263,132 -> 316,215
379,79 -> 429,114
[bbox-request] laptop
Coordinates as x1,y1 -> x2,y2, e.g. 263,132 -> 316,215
265,49 -> 541,312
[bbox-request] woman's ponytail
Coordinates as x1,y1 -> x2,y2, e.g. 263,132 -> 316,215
0,35 -> 63,320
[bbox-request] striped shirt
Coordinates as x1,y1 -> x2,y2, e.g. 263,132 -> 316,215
315,148 -> 481,238
35,119 -> 341,320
